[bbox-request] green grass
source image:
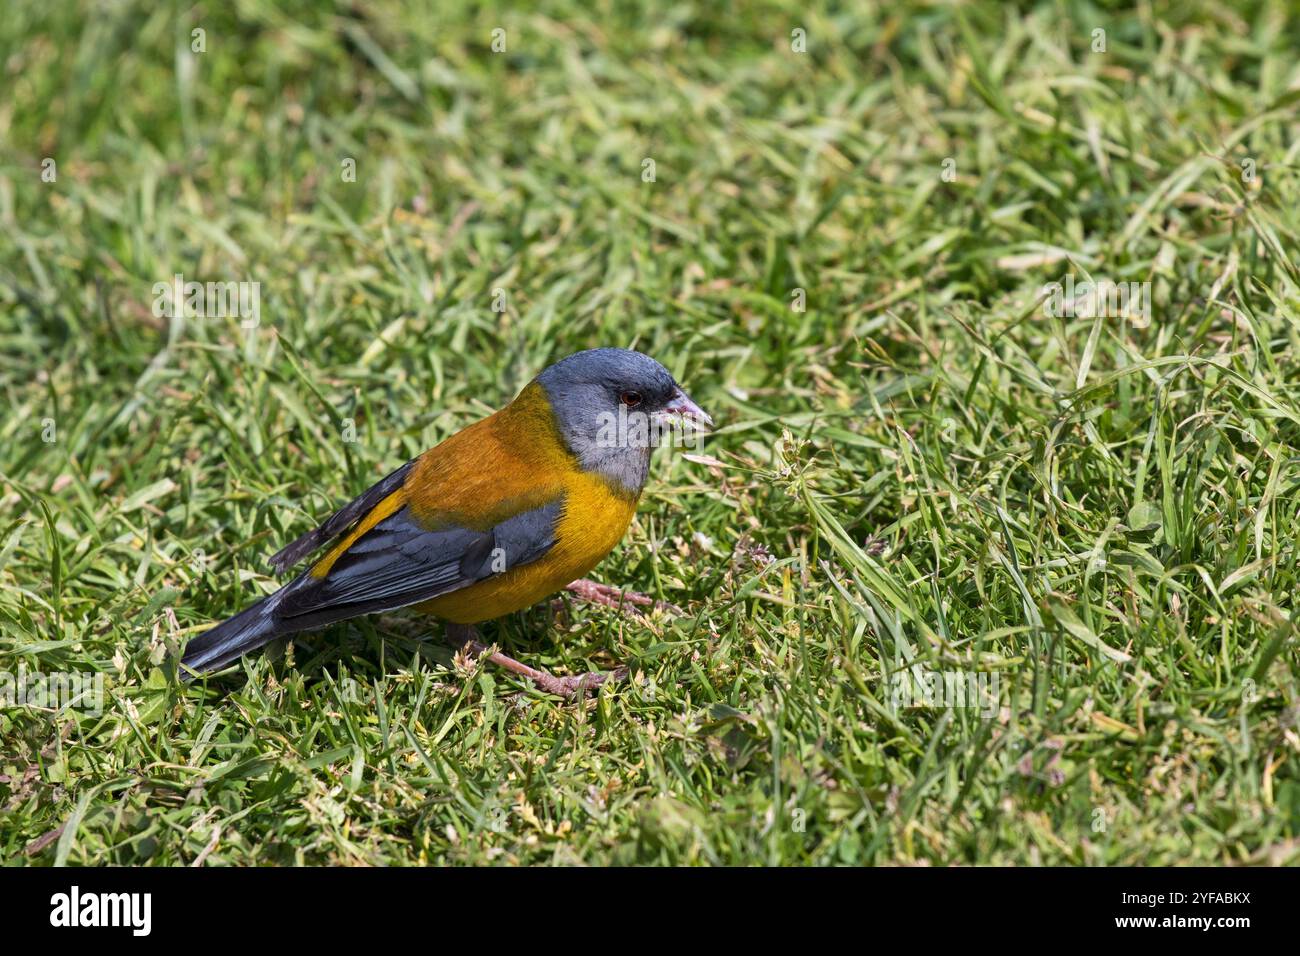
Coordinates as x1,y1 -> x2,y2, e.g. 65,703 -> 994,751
3,0 -> 1300,865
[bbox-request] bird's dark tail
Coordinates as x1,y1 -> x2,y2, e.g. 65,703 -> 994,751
180,592 -> 286,679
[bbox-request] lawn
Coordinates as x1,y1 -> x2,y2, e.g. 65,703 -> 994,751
2,0 -> 1299,866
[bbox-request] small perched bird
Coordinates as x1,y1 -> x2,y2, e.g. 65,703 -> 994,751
180,348 -> 711,695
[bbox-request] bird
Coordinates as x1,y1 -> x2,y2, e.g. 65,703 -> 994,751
179,348 -> 711,696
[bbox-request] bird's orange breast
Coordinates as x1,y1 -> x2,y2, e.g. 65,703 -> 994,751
409,383 -> 640,624
419,471 -> 637,624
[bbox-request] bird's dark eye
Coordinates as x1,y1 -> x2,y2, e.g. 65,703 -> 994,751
620,390 -> 643,408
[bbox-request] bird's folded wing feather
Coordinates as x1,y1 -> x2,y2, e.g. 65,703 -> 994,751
272,498 -> 563,630
268,459 -> 418,573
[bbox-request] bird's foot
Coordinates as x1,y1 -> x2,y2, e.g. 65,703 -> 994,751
531,664 -> 630,698
446,623 -> 626,699
564,578 -> 681,616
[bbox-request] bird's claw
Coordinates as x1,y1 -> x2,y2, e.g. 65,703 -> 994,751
564,579 -> 681,616
533,665 -> 629,698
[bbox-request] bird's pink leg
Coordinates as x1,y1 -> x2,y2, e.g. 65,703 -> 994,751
445,623 -> 626,698
564,578 -> 681,615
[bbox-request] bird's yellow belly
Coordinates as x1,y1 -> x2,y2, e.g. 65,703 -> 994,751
418,475 -> 638,624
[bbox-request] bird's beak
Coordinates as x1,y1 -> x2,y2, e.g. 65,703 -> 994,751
661,387 -> 713,430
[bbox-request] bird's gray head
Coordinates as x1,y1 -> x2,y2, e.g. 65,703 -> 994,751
534,348 -> 711,495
